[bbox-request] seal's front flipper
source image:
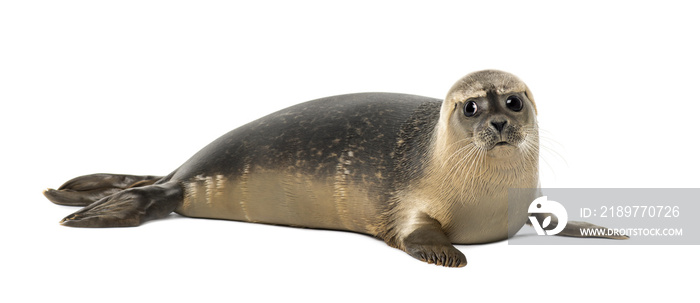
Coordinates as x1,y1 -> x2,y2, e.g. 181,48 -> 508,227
555,220 -> 629,240
395,214 -> 467,267
60,182 -> 182,228
44,173 -> 162,206
528,213 -> 629,240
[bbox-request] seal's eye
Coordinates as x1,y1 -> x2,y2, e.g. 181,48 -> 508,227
506,95 -> 523,112
463,101 -> 478,117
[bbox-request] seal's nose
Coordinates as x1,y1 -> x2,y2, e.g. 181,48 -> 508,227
491,120 -> 507,133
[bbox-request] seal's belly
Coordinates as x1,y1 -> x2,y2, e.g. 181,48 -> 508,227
174,168 -> 382,235
443,188 -> 535,244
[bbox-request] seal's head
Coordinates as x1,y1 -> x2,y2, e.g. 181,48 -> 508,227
437,70 -> 538,161
408,70 -> 541,236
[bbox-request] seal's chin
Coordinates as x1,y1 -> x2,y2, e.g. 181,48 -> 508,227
487,141 -> 517,158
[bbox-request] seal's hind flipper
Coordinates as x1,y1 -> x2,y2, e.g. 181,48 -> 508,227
60,182 -> 182,228
44,173 -> 162,206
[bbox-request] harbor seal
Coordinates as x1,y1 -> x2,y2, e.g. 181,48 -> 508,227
44,70 -> 625,267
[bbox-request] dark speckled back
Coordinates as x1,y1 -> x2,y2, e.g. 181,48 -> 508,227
169,93 -> 442,195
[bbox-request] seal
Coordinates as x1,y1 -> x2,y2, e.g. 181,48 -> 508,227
44,70 -> 626,267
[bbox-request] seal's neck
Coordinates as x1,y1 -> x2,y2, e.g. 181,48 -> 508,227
426,124 -> 540,204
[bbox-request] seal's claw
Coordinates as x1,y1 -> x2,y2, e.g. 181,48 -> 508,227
406,244 -> 467,268
59,214 -> 76,224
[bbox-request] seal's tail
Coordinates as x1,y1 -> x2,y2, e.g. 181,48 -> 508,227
44,173 -> 162,206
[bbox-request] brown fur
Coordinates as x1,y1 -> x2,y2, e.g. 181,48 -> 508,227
383,70 -> 540,248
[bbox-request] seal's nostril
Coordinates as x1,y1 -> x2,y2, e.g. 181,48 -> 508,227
491,121 -> 507,133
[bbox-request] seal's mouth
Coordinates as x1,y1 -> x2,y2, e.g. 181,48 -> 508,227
487,140 -> 518,158
488,141 -> 514,152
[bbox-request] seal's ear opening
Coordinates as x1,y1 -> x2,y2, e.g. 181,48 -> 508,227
524,87 -> 537,115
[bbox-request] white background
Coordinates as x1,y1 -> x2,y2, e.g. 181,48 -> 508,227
1,1 -> 698,302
